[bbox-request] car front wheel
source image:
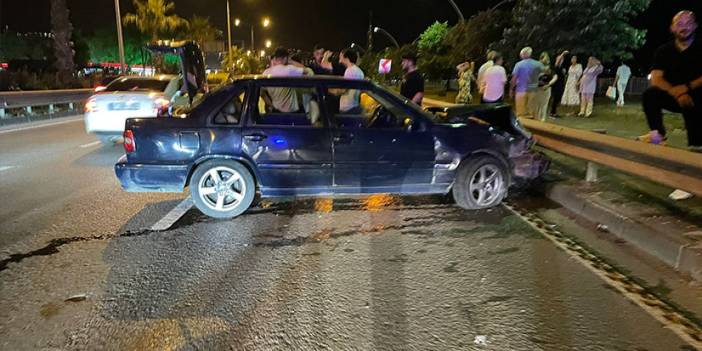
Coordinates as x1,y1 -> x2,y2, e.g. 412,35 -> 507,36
190,160 -> 255,219
453,155 -> 508,210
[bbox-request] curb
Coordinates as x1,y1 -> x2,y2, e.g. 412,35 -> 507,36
546,183 -> 702,281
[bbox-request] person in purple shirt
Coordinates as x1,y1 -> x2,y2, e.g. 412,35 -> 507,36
578,56 -> 603,117
509,47 -> 545,119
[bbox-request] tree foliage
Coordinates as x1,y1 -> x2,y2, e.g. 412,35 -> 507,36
500,0 -> 650,61
188,16 -> 221,49
123,0 -> 188,42
418,21 -> 450,53
50,0 -> 76,84
221,47 -> 265,75
417,21 -> 453,81
86,29 -> 148,65
443,9 -> 511,65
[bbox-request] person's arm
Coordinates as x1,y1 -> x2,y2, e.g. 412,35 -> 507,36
687,75 -> 702,90
412,92 -> 424,105
547,74 -> 558,88
509,75 -> 517,98
320,51 -> 334,71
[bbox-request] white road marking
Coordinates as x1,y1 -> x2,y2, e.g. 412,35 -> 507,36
151,197 -> 194,232
80,141 -> 102,148
0,166 -> 15,172
0,116 -> 83,135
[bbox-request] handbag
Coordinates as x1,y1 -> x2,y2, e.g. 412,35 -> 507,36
606,86 -> 617,100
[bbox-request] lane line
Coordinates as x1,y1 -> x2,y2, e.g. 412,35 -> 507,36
151,197 -> 194,232
80,141 -> 102,148
0,116 -> 83,135
0,166 -> 15,172
505,203 -> 702,348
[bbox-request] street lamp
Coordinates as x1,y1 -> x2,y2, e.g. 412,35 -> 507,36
260,50 -> 266,58
447,0 -> 465,22
350,42 -> 366,54
234,17 -> 271,51
373,26 -> 400,49
265,40 -> 272,49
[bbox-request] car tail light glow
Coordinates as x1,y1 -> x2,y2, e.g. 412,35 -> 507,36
123,130 -> 136,153
84,98 -> 98,113
94,86 -> 107,92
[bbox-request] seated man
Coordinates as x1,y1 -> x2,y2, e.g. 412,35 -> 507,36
640,11 -> 702,152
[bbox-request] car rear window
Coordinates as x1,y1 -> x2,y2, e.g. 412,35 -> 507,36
106,78 -> 170,92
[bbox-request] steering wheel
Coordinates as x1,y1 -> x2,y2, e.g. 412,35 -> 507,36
368,105 -> 390,129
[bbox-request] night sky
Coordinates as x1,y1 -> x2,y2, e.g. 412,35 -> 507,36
1,0 -> 702,61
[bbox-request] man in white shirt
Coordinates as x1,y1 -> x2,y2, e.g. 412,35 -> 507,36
322,48 -> 365,113
615,62 -> 632,106
261,47 -> 313,112
481,52 -> 507,103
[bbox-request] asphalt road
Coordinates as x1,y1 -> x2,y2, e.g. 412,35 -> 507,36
0,116 -> 699,350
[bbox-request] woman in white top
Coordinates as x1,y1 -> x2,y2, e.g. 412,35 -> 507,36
561,55 -> 583,110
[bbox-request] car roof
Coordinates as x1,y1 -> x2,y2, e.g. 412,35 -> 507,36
116,75 -> 178,81
231,74 -> 375,85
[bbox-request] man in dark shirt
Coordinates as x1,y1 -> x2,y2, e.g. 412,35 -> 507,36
550,50 -> 569,117
641,11 -> 702,150
400,52 -> 424,105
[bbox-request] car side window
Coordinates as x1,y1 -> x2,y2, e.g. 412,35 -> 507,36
254,85 -> 323,128
213,88 -> 247,125
328,88 -> 410,130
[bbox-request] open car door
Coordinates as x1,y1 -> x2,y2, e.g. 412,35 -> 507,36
146,41 -> 207,104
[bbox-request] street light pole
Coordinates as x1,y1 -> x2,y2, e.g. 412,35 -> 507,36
226,0 -> 232,50
250,25 -> 255,51
448,0 -> 465,22
113,0 -> 126,74
373,27 -> 400,49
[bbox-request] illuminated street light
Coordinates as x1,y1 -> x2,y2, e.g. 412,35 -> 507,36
246,50 -> 252,56
372,26 -> 400,49
234,17 -> 272,51
260,50 -> 266,58
265,40 -> 272,48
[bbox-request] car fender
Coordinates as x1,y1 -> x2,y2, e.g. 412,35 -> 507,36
187,154 -> 261,187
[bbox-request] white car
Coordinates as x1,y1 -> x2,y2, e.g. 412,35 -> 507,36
84,75 -> 182,145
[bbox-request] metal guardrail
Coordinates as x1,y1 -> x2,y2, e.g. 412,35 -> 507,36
423,98 -> 702,197
0,88 -> 92,121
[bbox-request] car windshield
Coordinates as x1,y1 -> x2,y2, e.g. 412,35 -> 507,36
106,78 -> 170,92
376,83 -> 438,123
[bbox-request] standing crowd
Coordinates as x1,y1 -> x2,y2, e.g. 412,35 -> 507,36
259,9 -> 700,151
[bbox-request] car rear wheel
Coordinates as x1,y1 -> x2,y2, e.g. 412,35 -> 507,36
453,155 -> 508,210
190,160 -> 255,219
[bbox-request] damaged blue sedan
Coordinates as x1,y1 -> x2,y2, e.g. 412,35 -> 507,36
115,75 -> 549,218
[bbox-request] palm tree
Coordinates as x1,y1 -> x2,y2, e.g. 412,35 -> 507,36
123,0 -> 187,42
188,16 -> 221,49
50,0 -> 76,85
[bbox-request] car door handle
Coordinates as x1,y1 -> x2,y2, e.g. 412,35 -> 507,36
333,133 -> 354,143
244,134 -> 268,142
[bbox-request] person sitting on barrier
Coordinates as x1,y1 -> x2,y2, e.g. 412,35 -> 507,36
639,11 -> 702,152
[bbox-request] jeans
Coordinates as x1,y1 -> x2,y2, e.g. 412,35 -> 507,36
642,87 -> 702,147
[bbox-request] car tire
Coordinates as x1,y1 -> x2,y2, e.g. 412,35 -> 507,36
452,155 -> 509,210
190,160 -> 256,219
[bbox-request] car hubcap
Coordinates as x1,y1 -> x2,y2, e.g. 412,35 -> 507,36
469,164 -> 503,207
198,167 -> 246,211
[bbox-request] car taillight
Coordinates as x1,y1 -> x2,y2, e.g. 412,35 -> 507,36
123,130 -> 136,153
84,98 -> 98,113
